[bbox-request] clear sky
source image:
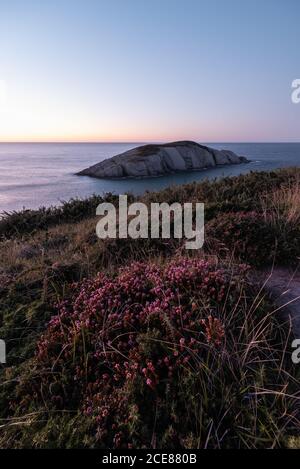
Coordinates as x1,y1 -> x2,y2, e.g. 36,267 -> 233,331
0,0 -> 299,142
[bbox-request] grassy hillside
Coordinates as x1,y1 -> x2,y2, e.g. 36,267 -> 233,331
0,168 -> 299,448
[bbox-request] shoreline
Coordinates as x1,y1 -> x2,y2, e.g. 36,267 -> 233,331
0,164 -> 288,220
0,162 -> 291,218
0,165 -> 299,234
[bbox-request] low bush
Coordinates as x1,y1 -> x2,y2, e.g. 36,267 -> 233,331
206,211 -> 300,266
0,193 -> 124,239
7,257 -> 298,449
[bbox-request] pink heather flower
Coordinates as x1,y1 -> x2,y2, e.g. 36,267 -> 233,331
146,378 -> 155,389
201,316 -> 225,346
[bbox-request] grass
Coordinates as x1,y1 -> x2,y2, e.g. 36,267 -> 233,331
261,176 -> 300,230
0,167 -> 299,448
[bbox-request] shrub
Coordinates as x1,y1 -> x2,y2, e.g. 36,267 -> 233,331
206,211 -> 300,266
0,193 -> 124,238
9,257 -> 298,449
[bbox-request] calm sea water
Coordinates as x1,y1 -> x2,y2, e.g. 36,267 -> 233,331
0,142 -> 299,213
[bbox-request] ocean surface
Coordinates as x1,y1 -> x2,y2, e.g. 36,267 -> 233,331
0,142 -> 299,213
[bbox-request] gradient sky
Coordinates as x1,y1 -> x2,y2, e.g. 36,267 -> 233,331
0,0 -> 299,142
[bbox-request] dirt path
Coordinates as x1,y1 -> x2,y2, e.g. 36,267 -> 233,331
257,267 -> 300,337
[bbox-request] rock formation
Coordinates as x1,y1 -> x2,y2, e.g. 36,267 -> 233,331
77,141 -> 249,179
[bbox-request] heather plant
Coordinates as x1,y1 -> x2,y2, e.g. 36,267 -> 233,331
143,168 -> 300,214
206,211 -> 300,266
260,181 -> 300,262
8,257 -> 299,449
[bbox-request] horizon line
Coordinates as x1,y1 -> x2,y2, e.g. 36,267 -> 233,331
0,140 -> 300,144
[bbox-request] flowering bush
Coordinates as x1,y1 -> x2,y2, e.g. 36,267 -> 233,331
14,256 -> 289,448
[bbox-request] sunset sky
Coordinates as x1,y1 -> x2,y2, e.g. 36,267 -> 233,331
0,0 -> 299,142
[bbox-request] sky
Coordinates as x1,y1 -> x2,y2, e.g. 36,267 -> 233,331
0,0 -> 299,142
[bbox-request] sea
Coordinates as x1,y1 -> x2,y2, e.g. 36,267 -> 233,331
0,142 -> 299,214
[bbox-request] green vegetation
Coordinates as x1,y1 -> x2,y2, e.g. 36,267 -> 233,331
0,168 -> 299,448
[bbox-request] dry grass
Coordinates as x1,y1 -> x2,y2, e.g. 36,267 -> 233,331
261,177 -> 300,230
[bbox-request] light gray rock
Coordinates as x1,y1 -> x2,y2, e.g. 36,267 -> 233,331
77,141 -> 249,179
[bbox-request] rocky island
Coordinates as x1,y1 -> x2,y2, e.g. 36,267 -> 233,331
77,140 -> 249,179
